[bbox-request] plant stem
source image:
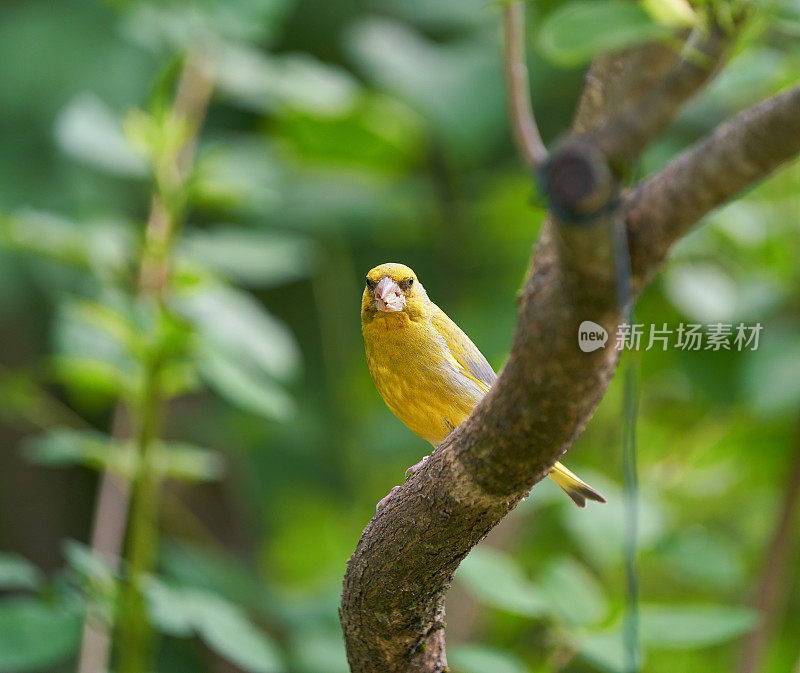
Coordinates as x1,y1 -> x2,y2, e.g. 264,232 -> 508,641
737,420 -> 800,673
118,345 -> 165,673
76,52 -> 213,673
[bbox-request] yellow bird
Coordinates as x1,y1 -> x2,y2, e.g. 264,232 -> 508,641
361,262 -> 605,508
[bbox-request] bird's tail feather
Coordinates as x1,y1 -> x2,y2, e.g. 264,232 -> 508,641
548,462 -> 607,508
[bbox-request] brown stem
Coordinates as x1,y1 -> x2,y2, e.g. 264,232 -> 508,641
737,423 -> 800,673
502,1 -> 547,171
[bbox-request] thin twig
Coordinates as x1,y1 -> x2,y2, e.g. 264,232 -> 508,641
502,2 -> 547,171
76,51 -> 214,673
737,422 -> 800,673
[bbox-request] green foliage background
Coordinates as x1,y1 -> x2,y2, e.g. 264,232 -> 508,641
0,0 -> 798,672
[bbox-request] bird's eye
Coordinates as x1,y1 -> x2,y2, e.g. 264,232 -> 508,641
400,277 -> 414,290
366,278 -> 376,290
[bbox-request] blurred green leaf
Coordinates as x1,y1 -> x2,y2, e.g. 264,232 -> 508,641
743,325 -> 800,417
270,169 -> 424,232
23,429 -> 135,476
347,18 -> 505,159
146,52 -> 186,117
196,341 -> 296,420
0,212 -> 85,267
658,528 -> 745,589
177,284 -> 300,382
145,578 -> 195,637
54,93 -> 147,177
122,0 -> 294,51
55,301 -> 130,362
0,371 -> 46,425
53,298 -> 139,399
146,582 -> 284,673
562,478 -> 667,568
266,495 -> 360,588
158,359 -> 202,399
72,299 -> 141,352
0,554 -> 42,592
573,629 -> 636,673
51,356 -> 129,400
189,591 -> 284,673
774,0 -> 800,36
640,604 -> 758,649
151,442 -> 225,482
216,46 -> 358,116
63,540 -> 117,617
456,546 -> 548,617
24,429 -> 222,481
537,2 -> 668,67
273,93 -> 424,172
289,629 -> 349,673
0,211 -> 134,276
179,228 -> 317,288
687,48 -> 795,118
0,600 -> 81,672
160,541 -> 268,611
63,540 -> 116,593
640,0 -> 699,28
448,644 -> 530,673
540,557 -> 608,627
664,264 -> 739,322
192,138 -> 284,214
374,0 -> 489,30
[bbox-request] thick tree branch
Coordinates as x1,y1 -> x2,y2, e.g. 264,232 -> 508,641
572,21 -> 732,172
503,1 -> 548,170
341,29 -> 800,673
588,24 -> 730,162
626,82 -> 800,288
573,44 -> 676,133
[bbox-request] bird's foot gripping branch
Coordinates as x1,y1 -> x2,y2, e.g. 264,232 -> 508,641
340,4 -> 800,671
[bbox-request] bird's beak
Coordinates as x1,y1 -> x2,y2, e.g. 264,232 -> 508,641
374,277 -> 405,312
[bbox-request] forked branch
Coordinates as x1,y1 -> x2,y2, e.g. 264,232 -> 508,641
341,18 -> 800,673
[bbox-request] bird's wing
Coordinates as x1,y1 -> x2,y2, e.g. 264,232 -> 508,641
431,303 -> 497,394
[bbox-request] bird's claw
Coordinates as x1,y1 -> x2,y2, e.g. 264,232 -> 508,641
404,455 -> 429,480
375,486 -> 400,512
375,456 -> 431,512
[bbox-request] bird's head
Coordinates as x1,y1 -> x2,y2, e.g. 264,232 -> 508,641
361,262 -> 429,324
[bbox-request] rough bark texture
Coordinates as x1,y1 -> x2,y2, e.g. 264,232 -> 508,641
626,84 -> 800,289
340,22 -> 800,673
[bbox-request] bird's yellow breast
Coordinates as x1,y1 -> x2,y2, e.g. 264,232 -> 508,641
363,313 -> 482,446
